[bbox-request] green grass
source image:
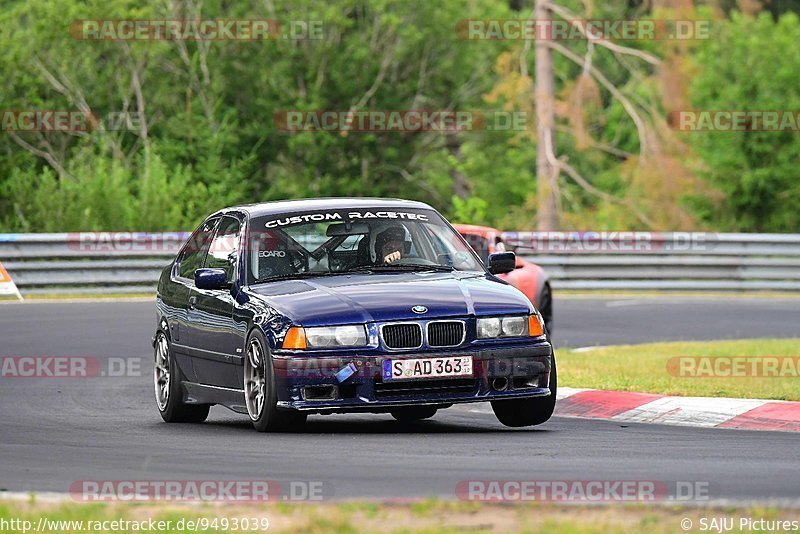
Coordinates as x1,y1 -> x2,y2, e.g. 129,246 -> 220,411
1,499 -> 798,533
558,338 -> 800,401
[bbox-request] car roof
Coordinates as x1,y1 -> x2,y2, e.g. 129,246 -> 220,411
213,197 -> 435,219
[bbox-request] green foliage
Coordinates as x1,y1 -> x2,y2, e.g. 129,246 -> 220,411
0,0 -> 511,231
450,195 -> 488,225
0,1 -> 796,232
0,149 -> 244,231
688,12 -> 800,231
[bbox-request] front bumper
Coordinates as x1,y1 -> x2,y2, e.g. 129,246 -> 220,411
272,341 -> 553,413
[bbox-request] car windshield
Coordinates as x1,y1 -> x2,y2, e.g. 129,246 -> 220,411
247,208 -> 485,283
460,233 -> 491,263
459,232 -> 507,264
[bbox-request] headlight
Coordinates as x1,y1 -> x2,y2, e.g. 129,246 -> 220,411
501,316 -> 527,337
282,325 -> 367,349
477,315 -> 543,339
334,325 -> 364,346
476,317 -> 502,339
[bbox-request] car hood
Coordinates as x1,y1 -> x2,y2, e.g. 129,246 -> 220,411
248,272 -> 533,326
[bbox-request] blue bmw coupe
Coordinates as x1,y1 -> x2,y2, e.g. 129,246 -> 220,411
153,198 -> 555,431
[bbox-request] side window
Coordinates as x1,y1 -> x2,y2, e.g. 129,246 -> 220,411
178,218 -> 218,279
204,217 -> 242,280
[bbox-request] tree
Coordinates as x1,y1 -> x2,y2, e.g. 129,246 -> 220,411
531,0 -> 669,230
533,0 -> 559,230
688,11 -> 800,232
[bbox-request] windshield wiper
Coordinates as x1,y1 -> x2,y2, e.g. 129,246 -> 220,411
337,265 -> 375,273
255,264 -> 456,283
364,264 -> 455,272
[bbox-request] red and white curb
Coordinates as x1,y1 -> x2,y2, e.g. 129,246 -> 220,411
556,388 -> 800,432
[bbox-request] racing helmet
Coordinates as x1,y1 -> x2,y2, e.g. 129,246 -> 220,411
371,224 -> 411,263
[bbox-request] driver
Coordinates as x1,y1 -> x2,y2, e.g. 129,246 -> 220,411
373,225 -> 410,264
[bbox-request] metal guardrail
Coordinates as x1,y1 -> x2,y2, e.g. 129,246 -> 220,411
0,233 -> 185,295
0,231 -> 799,294
506,232 -> 800,291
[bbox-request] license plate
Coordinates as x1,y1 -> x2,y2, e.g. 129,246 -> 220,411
382,356 -> 473,381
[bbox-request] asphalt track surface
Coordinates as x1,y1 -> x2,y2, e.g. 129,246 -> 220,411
1,297 -> 799,502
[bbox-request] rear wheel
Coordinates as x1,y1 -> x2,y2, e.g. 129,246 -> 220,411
244,331 -> 306,432
390,406 -> 438,422
491,353 -> 557,427
154,330 -> 209,423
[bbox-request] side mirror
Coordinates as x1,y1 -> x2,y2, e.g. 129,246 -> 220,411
488,252 -> 516,275
195,268 -> 229,290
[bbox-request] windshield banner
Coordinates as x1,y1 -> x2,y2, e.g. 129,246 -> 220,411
264,210 -> 430,228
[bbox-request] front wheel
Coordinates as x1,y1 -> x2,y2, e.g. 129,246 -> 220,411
244,330 -> 306,432
491,352 -> 557,427
154,330 -> 209,423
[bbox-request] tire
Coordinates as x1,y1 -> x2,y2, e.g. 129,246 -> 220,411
390,406 -> 438,422
539,283 -> 553,336
244,330 -> 307,432
491,352 -> 557,427
154,330 -> 210,423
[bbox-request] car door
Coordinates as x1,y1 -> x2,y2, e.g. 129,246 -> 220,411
186,215 -> 243,388
168,217 -> 219,382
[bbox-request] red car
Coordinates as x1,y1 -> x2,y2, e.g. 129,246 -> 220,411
455,224 -> 552,334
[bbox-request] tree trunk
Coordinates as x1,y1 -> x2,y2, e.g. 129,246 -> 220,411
534,0 -> 559,230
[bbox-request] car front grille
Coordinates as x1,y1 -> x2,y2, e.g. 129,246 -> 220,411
374,378 -> 479,399
427,321 -> 465,347
382,323 -> 423,349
